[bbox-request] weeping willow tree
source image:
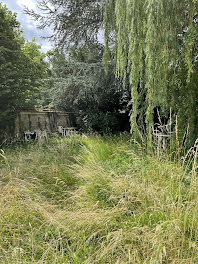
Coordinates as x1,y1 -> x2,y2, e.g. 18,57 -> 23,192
104,0 -> 198,146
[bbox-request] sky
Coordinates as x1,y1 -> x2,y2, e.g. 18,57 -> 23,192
1,0 -> 53,53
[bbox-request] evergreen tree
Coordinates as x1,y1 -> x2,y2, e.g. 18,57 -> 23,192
39,46 -> 130,133
24,0 -> 103,48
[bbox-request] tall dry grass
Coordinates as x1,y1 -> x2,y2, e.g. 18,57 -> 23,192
0,135 -> 197,263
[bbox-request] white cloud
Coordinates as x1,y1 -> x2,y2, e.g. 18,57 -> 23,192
2,0 -> 53,52
40,42 -> 52,53
17,0 -> 36,9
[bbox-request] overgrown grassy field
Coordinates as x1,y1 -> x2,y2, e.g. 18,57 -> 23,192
0,135 -> 197,263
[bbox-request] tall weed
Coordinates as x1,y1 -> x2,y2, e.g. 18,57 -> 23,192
0,135 -> 197,263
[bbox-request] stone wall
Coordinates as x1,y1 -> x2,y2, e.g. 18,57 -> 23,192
15,110 -> 77,138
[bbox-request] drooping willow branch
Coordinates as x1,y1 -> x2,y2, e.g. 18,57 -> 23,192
104,0 -> 198,145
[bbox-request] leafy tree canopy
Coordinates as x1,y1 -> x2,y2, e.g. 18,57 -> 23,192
0,3 -> 48,137
104,0 -> 198,145
24,0 -> 104,48
38,45 -> 130,133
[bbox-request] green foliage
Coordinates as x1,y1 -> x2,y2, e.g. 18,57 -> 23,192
39,46 -> 130,134
0,136 -> 197,262
0,4 -> 48,138
24,0 -> 103,48
24,0 -> 131,134
104,0 -> 198,145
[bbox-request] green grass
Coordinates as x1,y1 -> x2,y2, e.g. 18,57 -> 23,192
0,135 -> 197,263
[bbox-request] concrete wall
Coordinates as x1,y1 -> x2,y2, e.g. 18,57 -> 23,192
15,111 -> 76,137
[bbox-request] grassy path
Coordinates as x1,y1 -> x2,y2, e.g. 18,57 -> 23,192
0,135 -> 197,263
